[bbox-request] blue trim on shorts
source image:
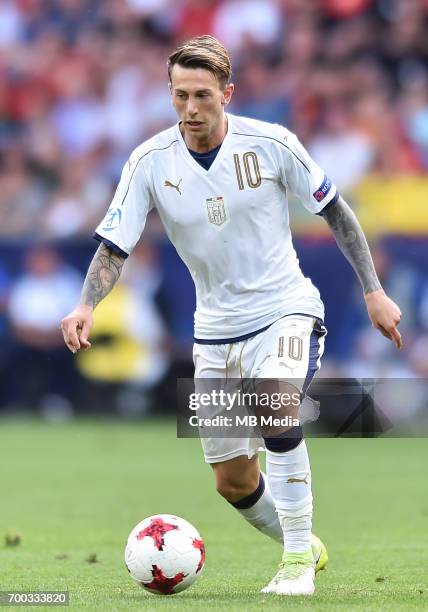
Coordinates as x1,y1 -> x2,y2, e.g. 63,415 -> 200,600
194,313 -> 324,345
194,322 -> 273,345
302,320 -> 327,395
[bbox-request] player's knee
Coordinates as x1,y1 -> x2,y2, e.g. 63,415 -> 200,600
215,479 -> 238,501
215,476 -> 242,501
214,472 -> 259,503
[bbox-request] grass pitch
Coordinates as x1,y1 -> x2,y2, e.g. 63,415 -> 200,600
0,419 -> 427,610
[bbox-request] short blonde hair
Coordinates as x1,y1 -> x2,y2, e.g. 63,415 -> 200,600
167,35 -> 232,88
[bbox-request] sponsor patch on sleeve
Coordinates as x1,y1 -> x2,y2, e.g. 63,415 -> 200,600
313,175 -> 332,202
101,207 -> 122,231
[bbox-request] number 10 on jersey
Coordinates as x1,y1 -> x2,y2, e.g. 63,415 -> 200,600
234,152 -> 262,190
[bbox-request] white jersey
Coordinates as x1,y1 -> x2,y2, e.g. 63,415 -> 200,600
95,114 -> 337,341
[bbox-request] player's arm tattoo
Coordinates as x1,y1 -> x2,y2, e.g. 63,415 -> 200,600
81,243 -> 126,309
323,196 -> 382,294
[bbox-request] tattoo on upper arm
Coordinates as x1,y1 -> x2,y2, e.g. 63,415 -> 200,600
323,197 -> 381,294
81,243 -> 126,309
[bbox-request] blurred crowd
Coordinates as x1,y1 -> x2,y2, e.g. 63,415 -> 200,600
1,0 -> 428,414
2,0 -> 428,239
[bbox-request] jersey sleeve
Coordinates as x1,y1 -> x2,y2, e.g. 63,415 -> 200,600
94,156 -> 153,257
278,131 -> 338,215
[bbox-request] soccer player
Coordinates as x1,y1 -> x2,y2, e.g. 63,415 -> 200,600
61,36 -> 402,596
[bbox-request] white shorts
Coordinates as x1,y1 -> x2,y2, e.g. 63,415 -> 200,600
193,315 -> 326,463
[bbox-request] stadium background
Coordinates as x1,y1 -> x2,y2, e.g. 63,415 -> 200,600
1,0 -> 428,416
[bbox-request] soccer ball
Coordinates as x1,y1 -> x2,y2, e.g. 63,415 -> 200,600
124,514 -> 205,595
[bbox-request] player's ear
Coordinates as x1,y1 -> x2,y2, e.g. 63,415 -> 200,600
221,82 -> 234,105
168,82 -> 173,95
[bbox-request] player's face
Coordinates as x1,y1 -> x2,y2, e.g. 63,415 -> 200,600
169,65 -> 234,149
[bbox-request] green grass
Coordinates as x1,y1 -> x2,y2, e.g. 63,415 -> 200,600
0,419 -> 427,610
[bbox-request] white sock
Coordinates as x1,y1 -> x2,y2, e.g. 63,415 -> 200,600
232,472 -> 283,544
266,440 -> 313,553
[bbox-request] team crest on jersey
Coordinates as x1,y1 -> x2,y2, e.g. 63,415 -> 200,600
101,207 -> 122,231
206,196 -> 228,227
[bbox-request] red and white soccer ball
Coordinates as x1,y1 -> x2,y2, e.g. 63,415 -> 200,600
124,514 -> 205,595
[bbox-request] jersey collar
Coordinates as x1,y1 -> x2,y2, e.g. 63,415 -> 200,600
175,113 -> 233,176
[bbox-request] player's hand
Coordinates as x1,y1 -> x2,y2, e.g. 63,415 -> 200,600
60,305 -> 93,353
364,289 -> 402,349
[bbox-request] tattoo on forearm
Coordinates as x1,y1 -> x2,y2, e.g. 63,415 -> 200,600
81,243 -> 125,309
323,196 -> 381,294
